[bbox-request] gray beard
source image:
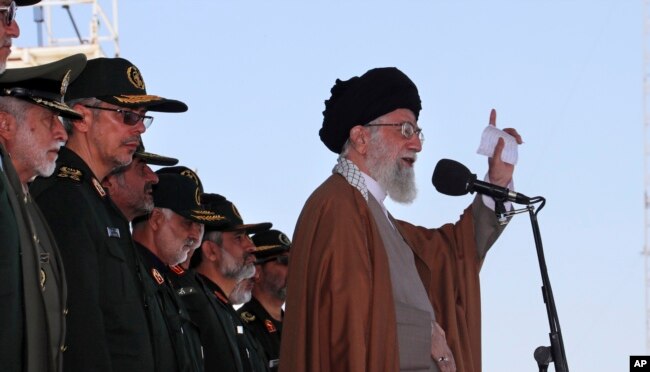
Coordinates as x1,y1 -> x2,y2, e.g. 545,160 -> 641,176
229,281 -> 253,305
366,137 -> 418,204
219,246 -> 256,281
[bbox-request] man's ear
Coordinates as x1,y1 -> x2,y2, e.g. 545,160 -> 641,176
69,104 -> 93,133
149,208 -> 165,231
202,240 -> 221,262
0,111 -> 17,143
349,125 -> 369,154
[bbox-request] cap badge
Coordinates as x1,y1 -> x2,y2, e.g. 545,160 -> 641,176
180,169 -> 200,186
264,319 -> 277,333
126,66 -> 146,90
195,187 -> 201,206
232,204 -> 242,220
60,69 -> 72,99
152,268 -> 164,285
279,233 -> 292,246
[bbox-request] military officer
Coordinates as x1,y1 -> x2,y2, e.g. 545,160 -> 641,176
131,173 -> 220,372
30,57 -> 188,372
238,229 -> 291,372
174,193 -> 272,372
0,54 -> 86,372
102,141 -> 178,222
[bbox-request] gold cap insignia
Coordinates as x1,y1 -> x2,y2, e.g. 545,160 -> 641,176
60,69 -> 72,99
180,169 -> 200,186
232,204 -> 242,220
126,66 -> 146,90
240,311 -> 255,323
279,232 -> 292,246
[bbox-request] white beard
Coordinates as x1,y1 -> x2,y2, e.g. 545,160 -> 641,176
366,133 -> 418,204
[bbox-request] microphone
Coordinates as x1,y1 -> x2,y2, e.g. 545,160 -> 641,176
432,159 -> 530,204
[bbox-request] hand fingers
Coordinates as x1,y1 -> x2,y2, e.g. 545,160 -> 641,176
489,108 -> 497,127
502,127 -> 523,144
492,137 -> 505,161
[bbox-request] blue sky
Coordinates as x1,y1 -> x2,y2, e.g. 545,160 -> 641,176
15,1 -> 643,370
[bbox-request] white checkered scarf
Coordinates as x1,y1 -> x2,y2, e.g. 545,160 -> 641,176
332,156 -> 368,201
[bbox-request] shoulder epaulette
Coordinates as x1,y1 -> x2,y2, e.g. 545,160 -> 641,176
56,166 -> 83,182
240,311 -> 255,323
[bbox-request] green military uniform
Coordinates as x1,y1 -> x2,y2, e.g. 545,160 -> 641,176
135,243 -> 204,372
30,147 -> 155,372
1,144 -> 67,372
0,145 -> 22,372
0,53 -> 90,372
238,297 -> 283,372
174,271 -> 269,372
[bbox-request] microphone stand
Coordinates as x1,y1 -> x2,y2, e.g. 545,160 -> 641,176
497,197 -> 569,372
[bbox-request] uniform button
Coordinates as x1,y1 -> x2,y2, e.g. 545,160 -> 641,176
63,308 -> 69,316
60,345 -> 67,352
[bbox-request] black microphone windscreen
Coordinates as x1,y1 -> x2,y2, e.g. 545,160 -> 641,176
432,159 -> 472,196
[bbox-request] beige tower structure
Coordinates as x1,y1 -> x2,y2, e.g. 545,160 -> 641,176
8,0 -> 118,67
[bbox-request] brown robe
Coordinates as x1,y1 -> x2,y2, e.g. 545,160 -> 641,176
280,174 -> 504,372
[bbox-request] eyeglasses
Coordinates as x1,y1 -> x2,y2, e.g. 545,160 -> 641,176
83,105 -> 153,129
365,121 -> 424,142
256,255 -> 289,266
0,2 -> 16,27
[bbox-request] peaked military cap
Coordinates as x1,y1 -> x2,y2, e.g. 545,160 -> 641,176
65,57 -> 188,113
251,229 -> 291,263
153,174 -> 222,224
0,53 -> 86,119
156,166 -> 203,193
134,141 -> 178,166
16,0 -> 41,6
201,193 -> 272,234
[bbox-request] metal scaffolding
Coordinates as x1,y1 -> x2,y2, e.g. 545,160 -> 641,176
7,0 -> 118,67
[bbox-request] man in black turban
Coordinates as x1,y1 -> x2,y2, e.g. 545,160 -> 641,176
281,67 -> 523,372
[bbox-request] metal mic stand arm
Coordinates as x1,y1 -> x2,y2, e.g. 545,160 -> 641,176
528,198 -> 569,372
497,198 -> 569,371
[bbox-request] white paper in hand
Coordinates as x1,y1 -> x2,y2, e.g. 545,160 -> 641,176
476,125 -> 518,165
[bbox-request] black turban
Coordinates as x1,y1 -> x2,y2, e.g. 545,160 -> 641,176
319,67 -> 422,154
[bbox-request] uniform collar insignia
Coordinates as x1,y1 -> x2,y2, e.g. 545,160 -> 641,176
240,311 -> 255,322
214,290 -> 228,304
169,265 -> 185,275
92,177 -> 106,198
152,268 -> 165,285
264,319 -> 277,333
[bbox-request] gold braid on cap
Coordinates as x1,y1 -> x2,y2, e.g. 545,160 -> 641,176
113,95 -> 163,104
190,212 -> 227,222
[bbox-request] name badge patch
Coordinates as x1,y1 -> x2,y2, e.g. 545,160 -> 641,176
107,227 -> 121,238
